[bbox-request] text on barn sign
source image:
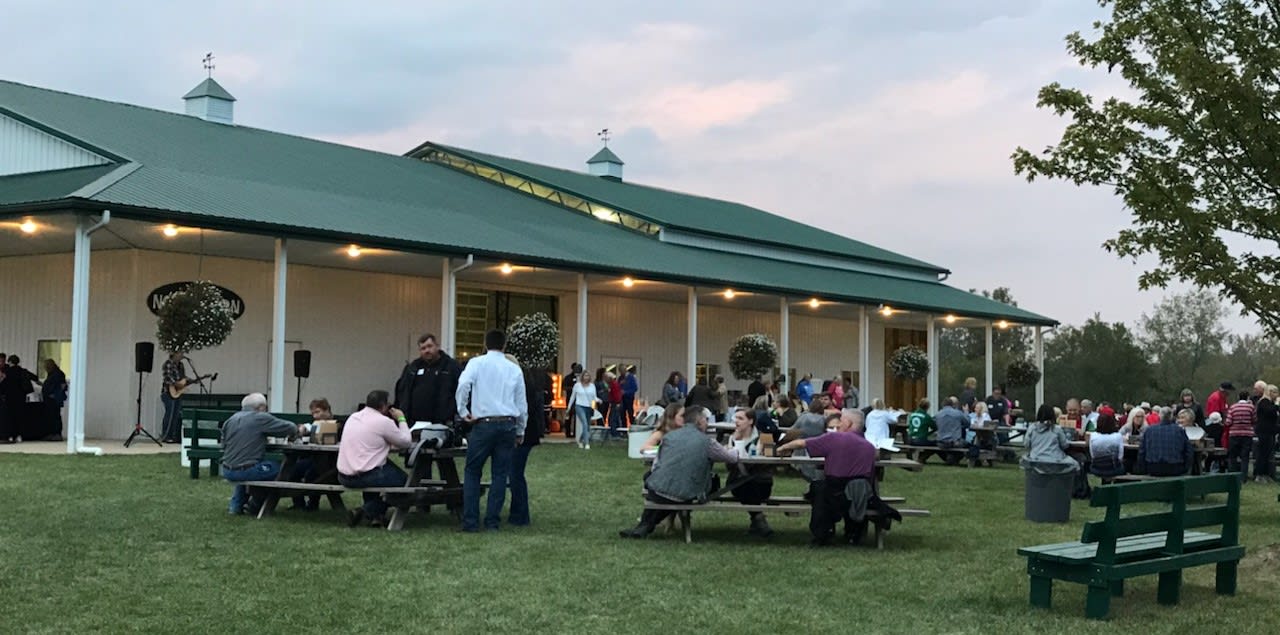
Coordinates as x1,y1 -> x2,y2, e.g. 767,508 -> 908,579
146,282 -> 245,319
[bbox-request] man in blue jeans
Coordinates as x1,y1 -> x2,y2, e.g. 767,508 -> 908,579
220,392 -> 301,515
455,329 -> 528,532
620,366 -> 639,431
337,389 -> 412,527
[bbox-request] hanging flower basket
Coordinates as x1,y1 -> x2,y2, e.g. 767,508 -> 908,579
155,280 -> 235,354
888,345 -> 929,380
728,333 -> 778,381
505,312 -> 561,370
1006,359 -> 1042,388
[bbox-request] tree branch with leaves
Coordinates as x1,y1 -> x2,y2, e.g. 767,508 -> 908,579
1013,0 -> 1280,335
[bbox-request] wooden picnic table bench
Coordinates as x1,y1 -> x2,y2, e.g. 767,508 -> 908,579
1017,474 -> 1243,620
183,409 -> 345,479
897,443 -> 1000,467
644,499 -> 931,547
641,454 -> 928,546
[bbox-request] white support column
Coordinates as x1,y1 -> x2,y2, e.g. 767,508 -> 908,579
984,323 -> 994,396
858,306 -> 870,403
1034,326 -> 1045,410
440,258 -> 454,353
687,287 -> 698,387
926,315 -> 938,409
66,216 -> 91,453
269,238 -> 288,412
779,296 -> 790,387
576,274 -> 588,368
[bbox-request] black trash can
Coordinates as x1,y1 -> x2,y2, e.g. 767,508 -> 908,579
1024,466 -> 1074,523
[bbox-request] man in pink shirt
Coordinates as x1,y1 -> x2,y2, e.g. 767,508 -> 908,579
338,389 -> 412,527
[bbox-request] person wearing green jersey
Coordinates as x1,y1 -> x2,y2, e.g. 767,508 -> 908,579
906,399 -> 936,445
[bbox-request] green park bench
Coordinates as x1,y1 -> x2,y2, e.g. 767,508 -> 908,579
1018,474 -> 1243,620
184,409 -> 333,479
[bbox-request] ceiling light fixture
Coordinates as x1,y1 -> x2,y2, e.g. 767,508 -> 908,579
622,277 -> 634,288
997,320 -> 1010,329
724,289 -> 736,299
19,220 -> 37,234
162,224 -> 179,238
500,263 -> 513,275
945,314 -> 957,324
880,305 -> 894,317
809,298 -> 820,309
346,245 -> 362,258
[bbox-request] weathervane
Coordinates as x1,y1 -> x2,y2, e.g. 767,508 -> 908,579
202,52 -> 215,78
597,128 -> 611,147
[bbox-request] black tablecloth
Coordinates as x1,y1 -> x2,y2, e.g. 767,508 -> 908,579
3,401 -> 61,440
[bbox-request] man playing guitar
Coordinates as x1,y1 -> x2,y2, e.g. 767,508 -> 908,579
160,351 -> 214,443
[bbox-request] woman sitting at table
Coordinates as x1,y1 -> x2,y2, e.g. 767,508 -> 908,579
774,395 -> 798,429
967,401 -> 992,444
1118,407 -> 1147,440
722,409 -> 775,537
291,398 -> 334,511
1087,412 -> 1126,483
619,404 -> 740,539
1019,404 -> 1079,474
640,403 -> 686,455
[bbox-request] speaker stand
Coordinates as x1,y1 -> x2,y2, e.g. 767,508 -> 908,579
295,377 -> 302,413
124,372 -> 163,448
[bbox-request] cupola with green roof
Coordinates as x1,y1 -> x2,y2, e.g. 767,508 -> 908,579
586,145 -> 624,180
182,77 -> 236,124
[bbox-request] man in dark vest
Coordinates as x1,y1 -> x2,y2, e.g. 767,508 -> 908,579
395,334 -> 461,425
618,404 -> 740,538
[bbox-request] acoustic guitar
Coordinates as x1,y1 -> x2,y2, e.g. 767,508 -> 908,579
168,373 -> 217,399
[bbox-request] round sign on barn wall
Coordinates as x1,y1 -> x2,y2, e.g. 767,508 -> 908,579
147,282 -> 245,320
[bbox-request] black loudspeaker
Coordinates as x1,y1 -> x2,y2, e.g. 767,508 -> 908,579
135,342 -> 154,373
294,349 -> 312,378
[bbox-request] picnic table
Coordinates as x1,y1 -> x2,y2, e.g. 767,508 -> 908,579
639,453 -> 928,546
706,422 -> 792,443
241,442 -> 471,531
1065,440 -> 1226,476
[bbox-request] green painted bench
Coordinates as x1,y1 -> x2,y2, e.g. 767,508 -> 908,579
1018,474 -> 1243,620
184,409 -> 340,479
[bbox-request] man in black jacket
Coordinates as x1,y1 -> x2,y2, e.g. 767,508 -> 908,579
395,334 -> 461,425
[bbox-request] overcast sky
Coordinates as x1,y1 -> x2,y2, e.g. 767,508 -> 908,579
1,0 -> 1261,334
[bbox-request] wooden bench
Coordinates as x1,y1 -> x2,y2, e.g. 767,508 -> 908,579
643,500 -> 930,548
1018,474 -> 1243,620
899,444 -> 997,466
366,481 -> 490,531
242,481 -> 348,518
1109,474 -> 1159,483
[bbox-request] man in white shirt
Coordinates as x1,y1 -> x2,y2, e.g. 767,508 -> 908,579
455,329 -> 528,532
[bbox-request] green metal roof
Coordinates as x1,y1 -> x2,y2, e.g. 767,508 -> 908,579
0,79 -> 1054,325
427,143 -> 947,275
0,164 -> 119,206
182,78 -> 236,102
587,146 -> 623,165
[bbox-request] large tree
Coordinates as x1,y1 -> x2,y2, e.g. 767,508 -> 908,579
1139,290 -> 1229,398
1044,315 -> 1153,408
1012,0 -> 1280,336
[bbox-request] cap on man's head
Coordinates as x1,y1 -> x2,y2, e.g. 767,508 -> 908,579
1221,381 -> 1235,390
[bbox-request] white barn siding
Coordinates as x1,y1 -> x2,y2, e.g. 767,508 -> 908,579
790,313 -> 859,388
0,248 -> 881,438
0,114 -> 110,176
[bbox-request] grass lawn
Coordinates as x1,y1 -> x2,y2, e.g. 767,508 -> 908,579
2,443 -> 1278,634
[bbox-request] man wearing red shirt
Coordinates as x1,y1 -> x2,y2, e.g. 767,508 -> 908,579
1205,381 -> 1233,420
